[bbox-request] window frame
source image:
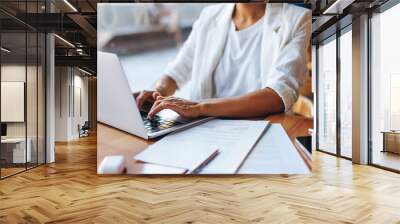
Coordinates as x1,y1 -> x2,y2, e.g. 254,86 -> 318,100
0,0 -> 48,180
315,24 -> 353,160
367,0 -> 400,173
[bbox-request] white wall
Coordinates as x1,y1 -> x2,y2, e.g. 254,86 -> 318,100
55,67 -> 70,141
55,67 -> 89,141
71,73 -> 89,138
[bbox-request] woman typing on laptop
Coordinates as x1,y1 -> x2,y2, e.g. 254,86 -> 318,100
136,3 -> 311,119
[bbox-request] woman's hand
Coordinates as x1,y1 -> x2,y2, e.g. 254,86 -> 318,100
147,96 -> 202,119
145,88 -> 284,119
135,90 -> 162,109
135,75 -> 179,110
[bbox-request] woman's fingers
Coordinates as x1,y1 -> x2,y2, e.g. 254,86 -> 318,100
147,101 -> 171,119
147,97 -> 199,119
149,95 -> 166,110
152,91 -> 161,99
136,90 -> 161,109
151,96 -> 176,111
149,96 -> 166,111
136,91 -> 151,109
147,98 -> 185,119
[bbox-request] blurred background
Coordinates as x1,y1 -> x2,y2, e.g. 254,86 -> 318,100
98,3 -> 211,98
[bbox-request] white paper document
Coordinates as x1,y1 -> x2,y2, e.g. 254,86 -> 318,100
134,136 -> 218,173
194,119 -> 269,174
238,124 -> 310,174
134,119 -> 268,174
139,163 -> 188,174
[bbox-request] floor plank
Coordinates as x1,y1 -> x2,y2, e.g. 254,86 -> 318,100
1,134 -> 400,224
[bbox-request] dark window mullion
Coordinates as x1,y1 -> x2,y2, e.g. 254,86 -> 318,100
336,26 -> 341,157
367,11 -> 374,166
25,0 -> 28,171
316,44 -> 320,151
36,0 -> 39,167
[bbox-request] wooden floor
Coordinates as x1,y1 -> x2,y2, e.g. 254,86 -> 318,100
373,150 -> 400,171
1,135 -> 400,224
1,167 -> 26,178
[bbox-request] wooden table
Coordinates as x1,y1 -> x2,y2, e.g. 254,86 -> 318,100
381,131 -> 400,154
1,138 -> 32,164
97,114 -> 313,174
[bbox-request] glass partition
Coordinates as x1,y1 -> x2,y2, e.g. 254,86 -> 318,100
27,30 -> 38,169
370,3 -> 400,171
317,36 -> 337,155
27,0 -> 39,170
38,32 -> 45,165
0,1 -> 46,179
1,30 -> 28,177
339,29 -> 352,158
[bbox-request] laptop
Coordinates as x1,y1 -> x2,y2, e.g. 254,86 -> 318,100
97,51 -> 212,139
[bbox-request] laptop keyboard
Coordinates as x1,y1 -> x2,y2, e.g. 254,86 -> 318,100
140,111 -> 182,133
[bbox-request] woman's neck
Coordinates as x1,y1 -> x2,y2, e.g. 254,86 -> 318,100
234,3 -> 266,23
233,3 -> 266,30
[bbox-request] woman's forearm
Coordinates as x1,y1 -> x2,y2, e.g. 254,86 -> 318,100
198,88 -> 284,118
154,75 -> 178,96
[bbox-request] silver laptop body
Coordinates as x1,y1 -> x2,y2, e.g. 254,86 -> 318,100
98,51 -> 211,139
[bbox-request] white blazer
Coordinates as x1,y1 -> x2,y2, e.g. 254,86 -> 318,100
164,3 -> 312,111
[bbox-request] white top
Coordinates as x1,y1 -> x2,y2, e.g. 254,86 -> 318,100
164,4 -> 312,111
213,17 -> 264,98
